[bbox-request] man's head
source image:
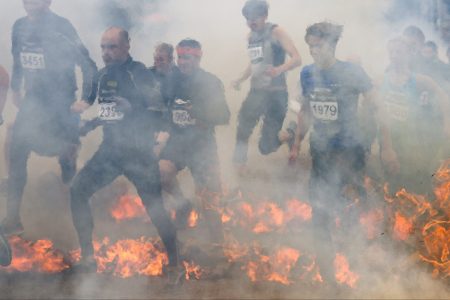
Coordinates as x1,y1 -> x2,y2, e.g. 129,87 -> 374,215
153,43 -> 174,74
305,22 -> 343,66
242,0 -> 268,32
23,0 -> 51,18
176,39 -> 202,75
422,41 -> 438,60
101,27 -> 130,66
387,37 -> 412,67
403,25 -> 425,55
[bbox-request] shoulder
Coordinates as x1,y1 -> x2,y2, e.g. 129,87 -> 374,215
198,69 -> 223,87
12,17 -> 27,31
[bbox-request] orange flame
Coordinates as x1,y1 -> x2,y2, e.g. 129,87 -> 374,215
334,253 -> 359,288
1,236 -> 69,273
110,195 -> 150,223
182,260 -> 203,280
187,210 -> 199,228
393,212 -> 414,241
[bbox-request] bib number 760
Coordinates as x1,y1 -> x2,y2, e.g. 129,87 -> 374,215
310,101 -> 338,121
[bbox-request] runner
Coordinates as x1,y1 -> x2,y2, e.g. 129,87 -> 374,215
69,28 -> 181,284
232,0 -> 301,173
2,0 -> 97,236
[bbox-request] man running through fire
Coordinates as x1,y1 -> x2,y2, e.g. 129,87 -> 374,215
232,0 -> 301,173
69,28 -> 181,283
288,22 -> 398,285
158,39 -> 230,246
2,0 -> 97,236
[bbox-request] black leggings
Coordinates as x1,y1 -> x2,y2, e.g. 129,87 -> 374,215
70,145 -> 178,266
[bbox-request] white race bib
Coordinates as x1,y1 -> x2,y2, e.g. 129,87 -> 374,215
310,101 -> 339,121
172,110 -> 196,127
385,101 -> 408,122
98,102 -> 124,121
248,46 -> 263,62
20,52 -> 45,70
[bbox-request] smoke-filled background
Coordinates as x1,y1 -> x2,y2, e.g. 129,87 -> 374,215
0,0 -> 449,299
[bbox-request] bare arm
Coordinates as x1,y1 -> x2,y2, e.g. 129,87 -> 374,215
289,98 -> 312,163
364,88 -> 399,173
269,26 -> 302,77
416,74 -> 450,137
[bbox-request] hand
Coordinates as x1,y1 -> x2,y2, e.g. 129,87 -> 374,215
71,100 -> 90,113
113,96 -> 132,112
288,143 -> 300,166
231,80 -> 241,91
265,65 -> 283,78
12,91 -> 22,108
381,146 -> 400,175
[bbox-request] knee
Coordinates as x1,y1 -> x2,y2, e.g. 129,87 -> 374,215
159,160 -> 177,187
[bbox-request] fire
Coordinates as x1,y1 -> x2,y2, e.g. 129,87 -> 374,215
359,208 -> 384,240
93,237 -> 168,278
182,260 -> 203,280
334,253 -> 359,288
187,210 -> 199,228
1,236 -> 69,273
242,246 -> 301,285
285,198 -> 312,222
393,212 -> 414,241
110,195 -> 150,223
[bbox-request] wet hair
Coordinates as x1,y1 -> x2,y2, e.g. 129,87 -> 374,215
305,22 -> 343,48
424,40 -> 438,53
177,38 -> 202,50
155,43 -> 174,61
242,0 -> 269,19
403,26 -> 425,43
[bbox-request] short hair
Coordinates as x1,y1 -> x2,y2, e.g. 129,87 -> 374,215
305,22 -> 343,47
177,38 -> 202,49
105,26 -> 130,45
242,0 -> 269,19
424,40 -> 438,53
403,26 -> 425,43
155,43 -> 174,61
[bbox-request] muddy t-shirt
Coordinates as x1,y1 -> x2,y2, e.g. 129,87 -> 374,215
301,60 -> 372,151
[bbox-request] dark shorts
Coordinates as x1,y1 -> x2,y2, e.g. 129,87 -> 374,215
160,133 -> 221,193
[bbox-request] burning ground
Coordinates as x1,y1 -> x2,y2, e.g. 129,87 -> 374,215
0,153 -> 449,299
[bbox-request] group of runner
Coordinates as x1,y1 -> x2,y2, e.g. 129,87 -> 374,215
0,0 -> 449,287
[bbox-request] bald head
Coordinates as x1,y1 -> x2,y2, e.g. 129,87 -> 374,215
101,27 -> 130,66
23,0 -> 51,18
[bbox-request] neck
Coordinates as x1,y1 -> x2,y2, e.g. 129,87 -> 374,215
317,57 -> 337,69
28,9 -> 49,21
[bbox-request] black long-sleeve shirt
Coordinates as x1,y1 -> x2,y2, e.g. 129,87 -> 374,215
88,56 -> 165,151
11,11 -> 97,102
169,68 -> 230,140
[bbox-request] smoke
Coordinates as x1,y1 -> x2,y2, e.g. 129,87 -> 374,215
0,0 -> 449,299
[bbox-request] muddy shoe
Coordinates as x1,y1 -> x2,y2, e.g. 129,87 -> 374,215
165,265 -> 185,287
0,217 -> 24,237
286,120 -> 297,151
69,256 -> 97,273
0,226 -> 12,267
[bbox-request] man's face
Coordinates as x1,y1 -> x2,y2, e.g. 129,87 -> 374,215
421,46 -> 437,60
177,51 -> 200,75
306,35 -> 334,65
154,49 -> 172,74
246,14 -> 266,32
403,35 -> 424,56
101,32 -> 129,66
387,41 -> 410,66
23,0 -> 50,17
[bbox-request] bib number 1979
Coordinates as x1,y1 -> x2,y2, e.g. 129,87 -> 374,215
310,101 -> 338,121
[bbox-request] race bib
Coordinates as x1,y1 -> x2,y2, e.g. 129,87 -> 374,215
385,101 -> 408,122
310,101 -> 339,121
172,110 -> 196,127
98,102 -> 124,121
20,52 -> 45,70
248,46 -> 263,62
